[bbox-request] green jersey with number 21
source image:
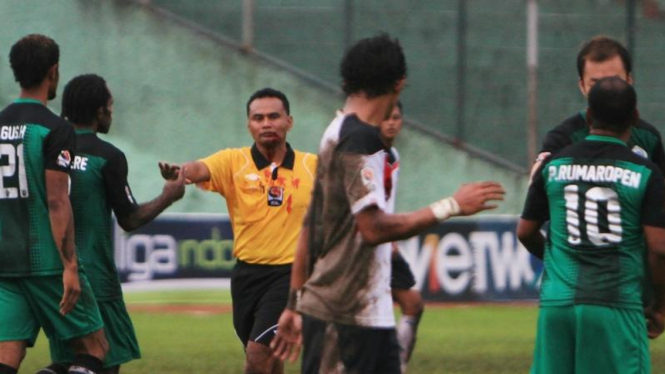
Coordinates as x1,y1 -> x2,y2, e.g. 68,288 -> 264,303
0,99 -> 76,277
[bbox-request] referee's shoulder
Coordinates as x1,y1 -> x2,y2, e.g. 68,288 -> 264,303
551,112 -> 585,135
293,149 -> 318,174
210,146 -> 251,157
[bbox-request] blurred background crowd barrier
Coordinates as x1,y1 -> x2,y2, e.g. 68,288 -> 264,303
2,0 -> 664,215
151,0 -> 665,168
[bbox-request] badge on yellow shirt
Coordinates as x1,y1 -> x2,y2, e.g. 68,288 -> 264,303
268,186 -> 284,206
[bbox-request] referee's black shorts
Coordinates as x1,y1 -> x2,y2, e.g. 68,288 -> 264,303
390,251 -> 416,291
230,260 -> 291,347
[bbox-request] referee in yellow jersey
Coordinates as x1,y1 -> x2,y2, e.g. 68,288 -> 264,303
159,88 -> 317,374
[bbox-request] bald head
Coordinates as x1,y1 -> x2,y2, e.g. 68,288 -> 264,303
588,76 -> 637,134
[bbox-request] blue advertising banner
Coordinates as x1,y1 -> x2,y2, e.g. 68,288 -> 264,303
397,216 -> 543,302
114,214 -> 235,283
114,214 -> 543,301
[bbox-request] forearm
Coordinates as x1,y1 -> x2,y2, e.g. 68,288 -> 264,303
183,161 -> 210,184
291,229 -> 309,290
362,207 -> 438,246
516,219 -> 545,260
118,193 -> 175,232
287,228 -> 309,310
520,233 -> 545,260
49,199 -> 77,270
651,252 -> 665,314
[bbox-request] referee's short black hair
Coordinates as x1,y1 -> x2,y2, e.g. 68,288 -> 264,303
61,74 -> 111,125
246,88 -> 290,116
588,76 -> 636,134
9,34 -> 60,89
577,36 -> 632,79
340,34 -> 407,99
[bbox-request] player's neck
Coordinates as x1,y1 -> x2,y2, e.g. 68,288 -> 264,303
256,142 -> 287,165
18,85 -> 49,105
589,128 -> 630,142
343,94 -> 394,127
73,123 -> 97,133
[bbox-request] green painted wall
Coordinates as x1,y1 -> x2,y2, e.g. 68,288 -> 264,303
0,0 -> 528,215
153,0 -> 665,168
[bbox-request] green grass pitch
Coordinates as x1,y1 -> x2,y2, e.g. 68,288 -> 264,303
16,290 -> 665,373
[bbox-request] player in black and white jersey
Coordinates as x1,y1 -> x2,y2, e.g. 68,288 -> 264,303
271,34 -> 505,373
381,101 -> 424,373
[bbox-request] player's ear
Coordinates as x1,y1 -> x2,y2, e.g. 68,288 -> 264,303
96,106 -> 106,122
626,73 -> 634,86
632,109 -> 639,126
286,115 -> 293,132
395,78 -> 406,94
49,64 -> 58,80
578,78 -> 586,97
585,107 -> 593,126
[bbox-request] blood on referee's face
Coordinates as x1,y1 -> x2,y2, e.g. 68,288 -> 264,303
578,54 -> 633,97
247,97 -> 293,149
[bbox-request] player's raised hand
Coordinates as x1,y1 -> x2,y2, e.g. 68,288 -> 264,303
646,307 -> 665,339
163,166 -> 187,202
158,161 -> 180,181
453,181 -> 505,215
60,267 -> 81,315
271,309 -> 303,362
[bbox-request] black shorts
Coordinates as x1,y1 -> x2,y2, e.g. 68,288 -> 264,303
390,251 -> 416,290
301,314 -> 400,374
231,260 -> 291,347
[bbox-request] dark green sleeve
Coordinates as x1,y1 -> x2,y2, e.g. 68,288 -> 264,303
43,124 -> 76,172
102,150 -> 138,217
650,136 -> 665,175
521,163 -> 549,222
642,169 -> 665,228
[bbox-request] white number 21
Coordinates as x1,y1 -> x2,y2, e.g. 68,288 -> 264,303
0,143 -> 29,199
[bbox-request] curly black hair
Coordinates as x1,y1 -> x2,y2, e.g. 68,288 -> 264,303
588,76 -> 636,133
9,34 -> 59,89
61,74 -> 111,125
340,34 -> 406,98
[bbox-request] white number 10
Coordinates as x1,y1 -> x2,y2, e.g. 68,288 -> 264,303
0,143 -> 28,199
564,185 -> 622,246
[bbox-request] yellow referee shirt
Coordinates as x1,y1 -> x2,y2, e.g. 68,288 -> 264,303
200,143 -> 317,265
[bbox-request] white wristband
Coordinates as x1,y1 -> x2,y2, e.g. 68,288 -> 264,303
429,197 -> 460,222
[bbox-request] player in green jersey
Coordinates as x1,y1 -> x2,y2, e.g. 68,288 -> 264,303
0,35 -> 109,374
37,74 -> 186,374
518,77 -> 665,374
532,36 -> 665,180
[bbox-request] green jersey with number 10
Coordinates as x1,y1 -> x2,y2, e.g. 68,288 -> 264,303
0,99 -> 76,277
523,135 -> 665,310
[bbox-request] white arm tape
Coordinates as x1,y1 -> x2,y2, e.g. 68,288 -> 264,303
429,197 -> 460,222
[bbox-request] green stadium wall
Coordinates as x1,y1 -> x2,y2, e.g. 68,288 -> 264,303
0,0 -> 528,214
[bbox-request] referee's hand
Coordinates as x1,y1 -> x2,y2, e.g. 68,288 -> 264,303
271,309 -> 302,362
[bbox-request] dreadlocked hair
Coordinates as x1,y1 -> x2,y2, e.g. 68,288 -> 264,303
61,74 -> 110,125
